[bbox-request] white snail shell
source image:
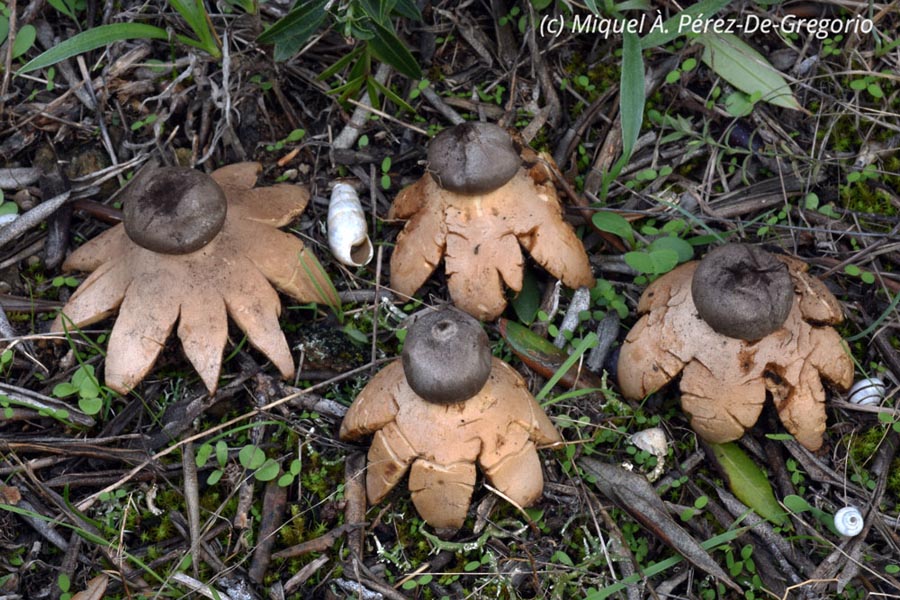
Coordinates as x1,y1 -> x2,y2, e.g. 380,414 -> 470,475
327,183 -> 373,267
847,377 -> 885,406
834,506 -> 864,537
0,213 -> 17,228
630,427 -> 667,457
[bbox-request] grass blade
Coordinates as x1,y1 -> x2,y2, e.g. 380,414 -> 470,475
619,30 -> 644,161
601,30 -> 644,198
168,0 -> 221,57
18,23 -> 171,73
697,32 -> 802,111
366,18 -> 421,79
257,0 -> 328,61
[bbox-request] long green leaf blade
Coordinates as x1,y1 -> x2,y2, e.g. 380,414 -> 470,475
168,0 -> 220,56
169,0 -> 205,35
366,18 -> 421,79
619,30 -> 644,161
368,74 -> 415,113
710,442 -> 788,525
697,32 -> 802,111
257,0 -> 328,61
601,29 -> 644,198
18,23 -> 170,73
392,0 -> 422,20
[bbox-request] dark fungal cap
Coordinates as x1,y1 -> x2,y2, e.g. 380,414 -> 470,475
426,122 -> 521,195
401,307 -> 492,404
691,243 -> 794,341
123,166 -> 227,255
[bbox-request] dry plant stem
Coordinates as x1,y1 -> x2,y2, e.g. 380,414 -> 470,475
0,191 -> 71,248
57,533 -> 82,600
33,21 -> 94,111
586,488 -> 645,600
272,524 -> 363,560
0,382 -> 95,427
490,0 -> 518,66
170,573 -> 230,600
715,488 -> 809,584
871,327 -> 900,381
282,387 -> 347,419
586,313 -> 620,371
552,87 -> 616,168
0,305 -> 17,342
249,480 -> 287,584
168,512 -> 230,574
338,289 -> 396,304
234,423 -> 266,531
0,167 -> 40,187
17,467 -> 151,590
333,63 -> 391,150
333,578 -> 389,600
0,0 -> 15,118
15,497 -> 71,551
0,436 -> 151,467
585,125 -> 623,198
167,512 -> 231,581
782,439 -> 867,495
284,555 -> 329,595
142,369 -> 259,451
369,179 -> 381,369
524,13 -> 560,129
553,286 -> 591,348
654,569 -> 691,599
345,559 -> 410,600
344,452 -> 367,561
38,158 -> 71,271
182,441 -> 202,578
420,84 -> 465,125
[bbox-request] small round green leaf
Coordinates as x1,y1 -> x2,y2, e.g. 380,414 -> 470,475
238,445 -> 266,470
649,236 -> 694,263
254,458 -> 281,481
11,24 -> 36,59
78,396 -> 103,415
207,469 -> 224,485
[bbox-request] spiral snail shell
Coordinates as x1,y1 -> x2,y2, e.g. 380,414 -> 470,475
327,183 -> 373,267
847,377 -> 886,406
833,506 -> 864,537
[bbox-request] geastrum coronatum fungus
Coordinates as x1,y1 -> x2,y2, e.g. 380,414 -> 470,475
389,122 -> 595,320
617,243 -> 853,451
340,307 -> 562,532
52,162 -> 339,394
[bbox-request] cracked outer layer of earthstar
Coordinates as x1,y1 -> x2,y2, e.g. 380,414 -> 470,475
389,122 -> 595,321
52,162 -> 339,394
340,308 -> 563,532
617,249 -> 854,451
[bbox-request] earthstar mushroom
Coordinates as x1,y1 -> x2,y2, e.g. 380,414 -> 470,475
53,162 -> 339,393
122,164 -> 227,254
690,244 -> 794,340
617,243 -> 853,451
340,308 -> 562,532
389,122 -> 595,320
